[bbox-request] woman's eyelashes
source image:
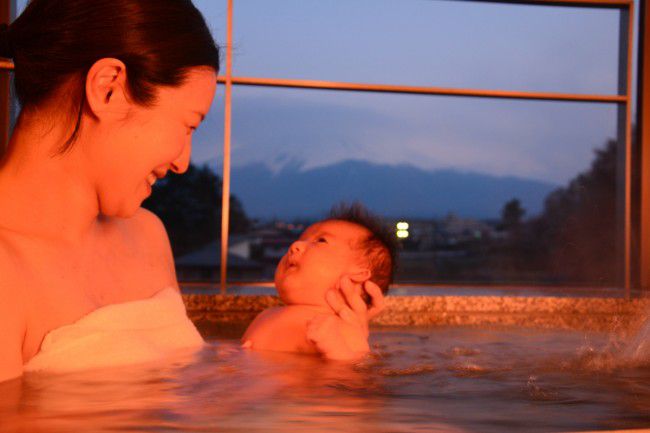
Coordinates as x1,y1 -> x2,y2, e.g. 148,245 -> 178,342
316,237 -> 328,244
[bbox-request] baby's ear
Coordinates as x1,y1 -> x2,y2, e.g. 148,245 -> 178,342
347,268 -> 371,284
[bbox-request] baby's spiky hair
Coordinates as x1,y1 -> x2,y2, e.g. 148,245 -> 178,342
327,202 -> 397,294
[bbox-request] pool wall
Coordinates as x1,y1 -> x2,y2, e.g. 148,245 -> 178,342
183,295 -> 650,332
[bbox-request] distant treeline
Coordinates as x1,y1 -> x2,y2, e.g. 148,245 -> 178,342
145,137 -> 622,286
142,164 -> 250,257
490,139 -> 618,286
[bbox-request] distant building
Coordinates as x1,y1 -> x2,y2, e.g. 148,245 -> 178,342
175,241 -> 264,282
438,213 -> 496,246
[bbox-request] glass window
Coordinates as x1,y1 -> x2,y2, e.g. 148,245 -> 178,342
174,85 -> 623,291
177,0 -> 635,294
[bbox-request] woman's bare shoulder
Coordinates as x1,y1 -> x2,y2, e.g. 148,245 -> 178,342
103,208 -> 178,290
104,208 -> 170,250
131,208 -> 178,285
133,208 -> 170,242
117,207 -> 165,236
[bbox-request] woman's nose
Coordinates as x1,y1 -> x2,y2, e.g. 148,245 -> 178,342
170,142 -> 192,174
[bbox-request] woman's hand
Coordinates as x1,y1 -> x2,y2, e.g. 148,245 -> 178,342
306,276 -> 386,360
328,276 -> 386,334
306,313 -> 367,360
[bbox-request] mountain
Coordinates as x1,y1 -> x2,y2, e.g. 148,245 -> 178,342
208,160 -> 558,220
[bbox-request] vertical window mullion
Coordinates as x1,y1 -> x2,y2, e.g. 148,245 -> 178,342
220,0 -> 234,295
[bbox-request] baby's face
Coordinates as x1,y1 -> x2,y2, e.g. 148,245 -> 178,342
275,220 -> 369,307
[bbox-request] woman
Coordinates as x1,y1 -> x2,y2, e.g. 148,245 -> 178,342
0,0 -> 383,382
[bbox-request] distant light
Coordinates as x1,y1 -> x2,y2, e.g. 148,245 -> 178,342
396,221 -> 409,230
396,230 -> 409,239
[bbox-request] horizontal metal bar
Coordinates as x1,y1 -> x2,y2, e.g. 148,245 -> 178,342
460,0 -> 632,9
0,61 -> 628,104
0,59 -> 12,70
217,76 -> 628,104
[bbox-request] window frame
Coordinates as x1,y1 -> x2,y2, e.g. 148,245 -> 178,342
215,0 -> 638,296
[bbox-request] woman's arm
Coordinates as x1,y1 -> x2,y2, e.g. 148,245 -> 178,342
0,282 -> 26,383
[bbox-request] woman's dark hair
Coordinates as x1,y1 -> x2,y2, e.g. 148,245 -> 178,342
2,0 -> 220,153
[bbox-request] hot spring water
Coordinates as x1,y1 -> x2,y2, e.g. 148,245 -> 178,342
1,319 -> 649,433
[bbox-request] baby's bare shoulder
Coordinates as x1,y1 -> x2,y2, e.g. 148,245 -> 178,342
242,306 -> 319,352
252,305 -> 323,328
242,307 -> 290,338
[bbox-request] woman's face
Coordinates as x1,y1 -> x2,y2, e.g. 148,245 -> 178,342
88,67 -> 217,217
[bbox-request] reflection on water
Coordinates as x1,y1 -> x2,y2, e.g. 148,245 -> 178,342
623,316 -> 650,363
1,326 -> 649,433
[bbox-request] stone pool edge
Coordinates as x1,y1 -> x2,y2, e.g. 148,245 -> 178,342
183,295 -> 650,332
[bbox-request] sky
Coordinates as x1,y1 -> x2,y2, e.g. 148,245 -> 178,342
13,0 -> 638,186
186,0 -> 636,185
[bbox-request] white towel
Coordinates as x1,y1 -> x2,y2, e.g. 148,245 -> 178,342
25,287 -> 204,373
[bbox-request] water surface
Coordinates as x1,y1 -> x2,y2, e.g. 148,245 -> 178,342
2,326 -> 649,433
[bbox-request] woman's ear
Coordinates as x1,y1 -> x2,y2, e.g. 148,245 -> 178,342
85,58 -> 130,120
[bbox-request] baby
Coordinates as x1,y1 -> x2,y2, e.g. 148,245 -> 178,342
242,203 -> 396,360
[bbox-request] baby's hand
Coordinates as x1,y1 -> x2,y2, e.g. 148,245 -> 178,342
306,314 -> 369,361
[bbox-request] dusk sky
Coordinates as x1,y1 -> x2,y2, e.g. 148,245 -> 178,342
13,0 -> 638,185
187,0 -> 636,185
